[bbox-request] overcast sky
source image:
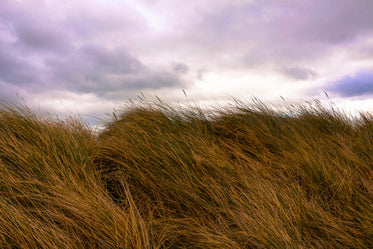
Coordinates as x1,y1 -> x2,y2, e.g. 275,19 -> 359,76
1,0 -> 373,117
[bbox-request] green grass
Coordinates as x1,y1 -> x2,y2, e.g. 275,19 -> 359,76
0,99 -> 372,248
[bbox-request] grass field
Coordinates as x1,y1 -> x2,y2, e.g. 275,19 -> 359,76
0,99 -> 372,248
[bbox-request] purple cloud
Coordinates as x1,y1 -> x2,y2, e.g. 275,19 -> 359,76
0,0 -> 186,102
188,0 -> 373,68
0,46 -> 39,85
14,22 -> 70,53
328,71 -> 373,97
282,67 -> 317,81
47,45 -> 184,97
197,0 -> 373,44
172,62 -> 189,74
0,43 -> 185,100
1,0 -> 373,112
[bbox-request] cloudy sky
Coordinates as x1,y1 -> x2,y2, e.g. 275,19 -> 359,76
1,0 -> 373,117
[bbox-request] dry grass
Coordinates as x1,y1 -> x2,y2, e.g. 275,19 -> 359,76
0,99 -> 372,248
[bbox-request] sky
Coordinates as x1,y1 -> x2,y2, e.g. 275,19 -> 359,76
1,0 -> 373,119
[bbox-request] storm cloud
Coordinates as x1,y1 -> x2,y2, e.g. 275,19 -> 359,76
190,0 -> 373,66
0,46 -> 39,85
0,0 -> 373,113
0,0 -> 186,102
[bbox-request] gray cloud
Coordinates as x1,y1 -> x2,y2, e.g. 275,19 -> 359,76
196,68 -> 207,81
0,81 -> 23,102
197,0 -> 373,44
327,71 -> 373,97
14,23 -> 70,53
0,46 -> 39,85
49,45 -> 147,80
0,0 -> 70,54
46,45 -> 184,98
172,62 -> 189,74
0,0 -> 185,101
189,0 -> 373,68
282,67 -> 317,81
66,2 -> 147,39
291,0 -> 373,43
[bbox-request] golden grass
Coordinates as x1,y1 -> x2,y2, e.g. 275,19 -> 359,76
0,100 -> 372,248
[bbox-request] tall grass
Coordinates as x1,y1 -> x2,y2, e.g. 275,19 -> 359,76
0,100 -> 372,248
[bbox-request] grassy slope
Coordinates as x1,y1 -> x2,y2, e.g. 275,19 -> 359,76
0,101 -> 372,248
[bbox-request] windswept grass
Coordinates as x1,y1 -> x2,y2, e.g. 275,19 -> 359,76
0,100 -> 372,248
